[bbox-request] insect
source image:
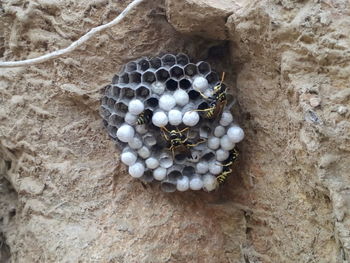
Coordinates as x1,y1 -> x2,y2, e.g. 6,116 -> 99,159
160,126 -> 205,158
195,72 -> 227,120
137,109 -> 153,125
216,148 -> 239,184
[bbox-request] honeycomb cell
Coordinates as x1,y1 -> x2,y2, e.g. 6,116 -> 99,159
142,71 -> 156,84
199,125 -> 212,138
176,53 -> 189,66
107,125 -> 118,138
101,96 -> 108,105
170,66 -> 184,79
107,98 -> 116,109
141,170 -> 154,183
206,72 -> 219,85
161,54 -> 176,67
145,97 -> 159,108
188,89 -> 200,100
156,68 -> 170,82
137,59 -> 150,71
167,166 -> 182,180
174,153 -> 187,163
150,57 -> 162,69
111,85 -> 121,97
114,101 -> 128,115
198,101 -> 209,110
102,119 -> 108,128
202,151 -> 215,161
129,72 -> 142,84
121,87 -> 135,99
182,166 -> 195,177
119,73 -> 129,84
143,132 -> 157,147
112,74 -> 119,84
197,61 -> 211,75
136,85 -> 150,98
109,114 -> 124,127
161,180 -> 177,192
179,79 -> 191,90
184,63 -> 198,76
125,61 -> 137,72
100,106 -> 111,120
165,79 -> 178,91
103,85 -> 112,96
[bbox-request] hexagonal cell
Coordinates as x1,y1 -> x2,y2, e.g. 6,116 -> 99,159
102,85 -> 111,95
142,71 -> 156,84
125,61 -> 137,72
161,180 -> 177,192
150,57 -> 162,69
167,167 -> 182,180
102,119 -> 108,128
100,106 -> 111,120
197,61 -> 211,75
107,125 -> 118,138
184,63 -> 197,76
161,54 -> 176,67
108,114 -> 124,127
141,170 -> 154,183
136,85 -> 150,98
174,153 -> 187,163
198,101 -> 209,110
143,132 -> 156,147
145,97 -> 159,108
179,78 -> 192,90
107,98 -> 116,109
119,73 -> 129,84
165,79 -> 178,91
137,59 -> 150,71
206,72 -> 219,85
176,53 -> 189,66
112,74 -> 119,84
188,89 -> 200,100
111,85 -> 121,97
129,72 -> 141,84
202,151 -> 215,161
182,166 -> 195,177
114,101 -> 128,115
156,68 -> 170,82
120,87 -> 135,99
170,66 -> 184,79
199,125 -> 212,138
101,96 -> 108,105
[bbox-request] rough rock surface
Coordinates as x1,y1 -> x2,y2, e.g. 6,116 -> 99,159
0,0 -> 349,262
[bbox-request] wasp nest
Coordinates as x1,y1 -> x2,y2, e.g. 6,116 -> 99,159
100,54 -> 244,192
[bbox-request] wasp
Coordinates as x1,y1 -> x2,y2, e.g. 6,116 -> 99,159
160,126 -> 205,158
137,109 -> 153,125
195,72 -> 227,120
216,148 -> 238,184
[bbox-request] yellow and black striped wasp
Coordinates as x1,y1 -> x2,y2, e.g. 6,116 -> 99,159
195,72 -> 227,120
136,109 -> 153,125
160,126 -> 205,158
216,148 -> 239,184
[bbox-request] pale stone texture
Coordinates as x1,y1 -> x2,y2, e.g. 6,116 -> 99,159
0,0 -> 350,262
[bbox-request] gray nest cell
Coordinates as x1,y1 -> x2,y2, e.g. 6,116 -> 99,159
100,53 -> 244,192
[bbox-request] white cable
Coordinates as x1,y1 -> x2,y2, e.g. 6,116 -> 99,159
0,0 -> 144,68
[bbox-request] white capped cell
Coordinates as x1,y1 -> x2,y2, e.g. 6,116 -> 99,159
189,176 -> 204,190
214,126 -> 226,137
128,99 -> 144,115
137,146 -> 151,159
174,89 -> 189,106
227,126 -> 245,143
219,111 -> 234,126
159,94 -> 176,111
152,81 -> 165,95
220,135 -> 235,151
152,111 -> 168,127
124,112 -> 138,125
128,162 -> 145,178
177,176 -> 190,191
209,162 -> 223,175
168,109 -> 182,126
203,174 -> 218,192
128,137 -> 143,149
182,111 -> 200,126
208,136 -> 220,150
145,157 -> 159,169
116,124 -> 135,143
193,76 -> 208,92
216,149 -> 230,162
196,161 -> 209,174
153,167 -> 167,181
121,151 -> 137,166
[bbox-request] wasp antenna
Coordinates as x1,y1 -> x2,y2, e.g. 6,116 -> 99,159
221,72 -> 226,83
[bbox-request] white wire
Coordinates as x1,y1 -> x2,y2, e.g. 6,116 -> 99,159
0,0 -> 144,68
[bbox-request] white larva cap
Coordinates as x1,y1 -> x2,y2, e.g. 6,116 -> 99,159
220,135 -> 235,151
152,81 -> 165,95
128,99 -> 144,115
196,161 -> 209,174
209,162 -> 223,175
168,109 -> 182,126
216,149 -> 230,162
174,89 -> 189,106
177,176 -> 190,191
219,111 -> 234,126
153,167 -> 167,181
137,146 -> 151,159
193,76 -> 208,92
128,136 -> 143,149
203,174 -> 218,192
124,112 -> 138,125
121,151 -> 137,166
214,126 -> 226,137
145,157 -> 159,169
159,94 -> 176,111
182,111 -> 200,126
152,111 -> 168,127
128,162 -> 145,178
208,136 -> 220,150
116,124 -> 135,143
189,176 -> 204,190
227,126 -> 245,143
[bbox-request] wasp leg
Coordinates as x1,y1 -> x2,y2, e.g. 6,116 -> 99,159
186,138 -> 206,148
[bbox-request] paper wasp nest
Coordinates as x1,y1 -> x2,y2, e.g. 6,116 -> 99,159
100,54 -> 244,192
